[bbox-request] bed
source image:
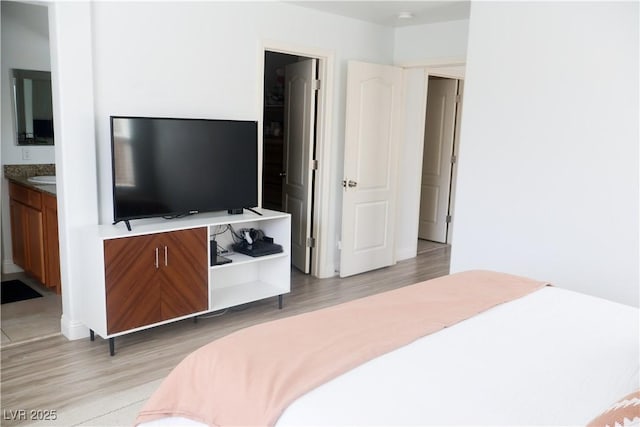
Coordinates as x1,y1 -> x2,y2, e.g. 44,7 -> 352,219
136,270 -> 639,426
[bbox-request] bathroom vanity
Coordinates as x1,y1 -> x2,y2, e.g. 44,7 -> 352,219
8,177 -> 60,294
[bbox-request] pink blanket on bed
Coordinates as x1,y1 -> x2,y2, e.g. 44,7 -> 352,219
135,270 -> 548,427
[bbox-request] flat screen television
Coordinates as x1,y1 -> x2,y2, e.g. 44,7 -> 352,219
110,116 -> 258,226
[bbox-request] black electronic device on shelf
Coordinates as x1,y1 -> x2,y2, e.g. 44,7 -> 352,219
232,240 -> 283,257
231,228 -> 283,257
230,227 -> 283,257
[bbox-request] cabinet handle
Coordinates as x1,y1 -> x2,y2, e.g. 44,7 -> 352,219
154,247 -> 159,269
164,246 -> 168,266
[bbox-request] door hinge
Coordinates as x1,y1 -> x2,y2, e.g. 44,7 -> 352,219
455,94 -> 461,103
306,237 -> 316,248
313,79 -> 321,91
451,154 -> 457,164
310,159 -> 318,170
446,215 -> 452,224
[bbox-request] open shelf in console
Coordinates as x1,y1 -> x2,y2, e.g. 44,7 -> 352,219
211,251 -> 287,268
209,254 -> 289,311
210,281 -> 284,311
207,209 -> 290,312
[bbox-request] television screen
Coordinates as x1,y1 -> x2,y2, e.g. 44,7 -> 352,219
110,116 -> 258,223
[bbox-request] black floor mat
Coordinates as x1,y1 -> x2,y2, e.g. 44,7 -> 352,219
1,280 -> 43,304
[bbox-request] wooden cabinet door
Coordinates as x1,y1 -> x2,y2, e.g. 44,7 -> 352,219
157,228 -> 208,320
104,235 -> 162,334
9,183 -> 47,283
42,193 -> 61,293
10,200 -> 27,270
25,206 -> 45,283
104,228 -> 208,334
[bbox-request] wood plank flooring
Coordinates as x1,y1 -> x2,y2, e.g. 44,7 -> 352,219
1,273 -> 62,347
1,247 -> 450,426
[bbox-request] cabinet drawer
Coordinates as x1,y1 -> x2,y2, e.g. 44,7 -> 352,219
9,182 -> 42,210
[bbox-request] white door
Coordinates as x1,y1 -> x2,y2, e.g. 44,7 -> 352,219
419,78 -> 458,243
340,61 -> 403,278
283,59 -> 317,273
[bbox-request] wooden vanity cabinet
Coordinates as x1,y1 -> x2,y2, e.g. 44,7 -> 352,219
42,193 -> 61,293
9,198 -> 27,270
9,182 -> 45,284
104,227 -> 208,335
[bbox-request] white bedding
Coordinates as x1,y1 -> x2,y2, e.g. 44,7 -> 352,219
144,287 -> 639,426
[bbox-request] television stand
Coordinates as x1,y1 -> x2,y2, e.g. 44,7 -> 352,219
80,209 -> 291,356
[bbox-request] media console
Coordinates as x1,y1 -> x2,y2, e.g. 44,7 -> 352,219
76,208 -> 291,355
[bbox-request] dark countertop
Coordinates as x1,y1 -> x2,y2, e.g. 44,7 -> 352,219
4,164 -> 57,197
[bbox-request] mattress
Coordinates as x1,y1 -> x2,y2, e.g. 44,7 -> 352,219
142,286 -> 639,426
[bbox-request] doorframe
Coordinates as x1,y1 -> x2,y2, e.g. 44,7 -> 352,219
258,41 -> 335,278
421,64 -> 465,244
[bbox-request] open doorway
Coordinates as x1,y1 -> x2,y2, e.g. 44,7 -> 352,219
1,0 -> 62,347
418,75 -> 464,250
262,51 -> 319,274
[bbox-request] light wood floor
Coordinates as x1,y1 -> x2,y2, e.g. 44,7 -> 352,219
1,247 -> 450,426
417,238 -> 449,254
1,273 -> 62,347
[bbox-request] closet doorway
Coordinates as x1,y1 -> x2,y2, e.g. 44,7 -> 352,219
262,51 -> 319,274
418,75 -> 464,245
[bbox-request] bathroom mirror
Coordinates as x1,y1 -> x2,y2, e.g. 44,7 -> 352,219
12,69 -> 54,145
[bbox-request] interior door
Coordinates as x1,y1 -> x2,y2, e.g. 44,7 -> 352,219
340,61 -> 403,278
282,59 -> 317,273
418,77 -> 458,243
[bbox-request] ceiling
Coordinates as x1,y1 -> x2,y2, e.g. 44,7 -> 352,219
287,1 -> 470,27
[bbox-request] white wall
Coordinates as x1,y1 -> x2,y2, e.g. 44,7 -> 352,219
51,1 -> 394,338
90,2 -> 394,275
451,2 -> 639,307
49,1 -> 99,339
0,1 -> 55,164
394,19 -> 469,65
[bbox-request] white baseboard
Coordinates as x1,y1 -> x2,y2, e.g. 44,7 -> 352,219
2,260 -> 23,275
61,315 -> 90,340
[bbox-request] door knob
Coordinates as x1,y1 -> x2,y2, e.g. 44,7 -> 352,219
279,171 -> 287,177
348,180 -> 357,188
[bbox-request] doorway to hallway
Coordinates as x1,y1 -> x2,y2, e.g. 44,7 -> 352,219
262,51 -> 318,274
